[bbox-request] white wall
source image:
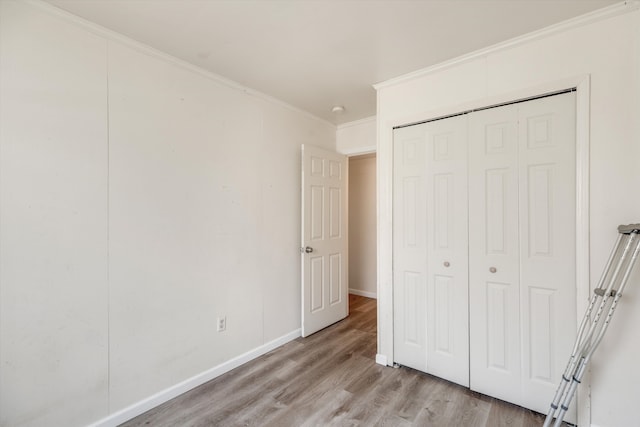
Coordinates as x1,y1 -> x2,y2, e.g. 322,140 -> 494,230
336,116 -> 376,155
375,4 -> 640,427
0,2 -> 335,426
348,154 -> 377,298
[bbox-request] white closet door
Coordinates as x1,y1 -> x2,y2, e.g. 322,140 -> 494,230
468,105 -> 521,400
469,92 -> 576,421
393,125 -> 428,371
424,115 -> 469,387
518,93 -> 576,419
393,116 -> 469,387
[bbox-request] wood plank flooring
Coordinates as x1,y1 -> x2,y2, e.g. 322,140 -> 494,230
121,295 -> 553,427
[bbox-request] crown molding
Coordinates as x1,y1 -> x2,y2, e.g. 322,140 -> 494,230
337,115 -> 376,131
374,1 -> 639,90
24,0 -> 336,129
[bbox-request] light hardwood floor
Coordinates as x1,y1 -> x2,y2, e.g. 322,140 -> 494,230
121,295 -> 553,426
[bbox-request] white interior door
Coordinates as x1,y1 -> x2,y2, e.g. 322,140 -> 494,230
393,115 -> 469,387
469,92 -> 577,421
301,144 -> 348,337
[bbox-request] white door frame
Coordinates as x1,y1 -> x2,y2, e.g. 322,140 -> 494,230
379,75 -> 591,425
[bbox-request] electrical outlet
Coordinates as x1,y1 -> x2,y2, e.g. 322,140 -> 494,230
217,316 -> 226,332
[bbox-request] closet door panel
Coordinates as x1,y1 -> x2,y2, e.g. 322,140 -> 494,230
425,116 -> 469,387
393,126 -> 428,371
469,106 -> 521,401
518,93 -> 576,420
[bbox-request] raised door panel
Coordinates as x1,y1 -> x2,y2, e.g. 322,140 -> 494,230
486,282 -> 510,371
310,256 -> 324,313
424,116 -> 469,387
310,186 -> 324,241
518,92 -> 576,422
393,125 -> 428,371
329,253 -> 342,306
469,105 -> 521,401
329,187 -> 342,239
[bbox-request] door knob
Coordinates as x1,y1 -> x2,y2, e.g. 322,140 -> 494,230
304,246 -> 314,253
489,267 -> 497,273
443,261 -> 450,267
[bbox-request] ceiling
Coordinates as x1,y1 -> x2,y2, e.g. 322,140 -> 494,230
45,0 -> 617,125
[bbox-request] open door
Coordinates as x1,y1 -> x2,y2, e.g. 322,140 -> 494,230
301,144 -> 348,337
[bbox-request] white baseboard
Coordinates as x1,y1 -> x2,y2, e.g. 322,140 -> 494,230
375,354 -> 388,366
89,329 -> 301,427
349,288 -> 377,299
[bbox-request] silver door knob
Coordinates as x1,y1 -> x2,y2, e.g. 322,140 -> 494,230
443,261 -> 450,267
489,267 -> 497,273
304,246 -> 314,253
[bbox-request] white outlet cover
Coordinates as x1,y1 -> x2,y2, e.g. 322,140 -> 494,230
217,316 -> 226,332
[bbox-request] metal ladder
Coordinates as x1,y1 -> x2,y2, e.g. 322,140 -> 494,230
543,224 -> 640,427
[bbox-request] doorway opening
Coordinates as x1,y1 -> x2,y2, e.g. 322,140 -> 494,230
348,153 -> 377,301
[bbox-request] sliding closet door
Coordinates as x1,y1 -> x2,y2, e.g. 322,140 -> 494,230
393,116 -> 469,386
469,92 -> 577,420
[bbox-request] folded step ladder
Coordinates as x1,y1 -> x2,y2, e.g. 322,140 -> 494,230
544,223 -> 640,427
